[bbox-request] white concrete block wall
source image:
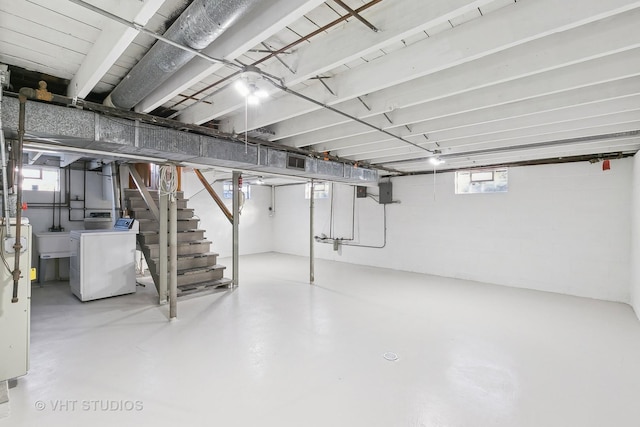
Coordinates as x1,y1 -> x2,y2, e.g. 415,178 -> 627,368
631,154 -> 640,319
273,159 -> 632,303
181,169 -> 274,258
24,168 -> 112,234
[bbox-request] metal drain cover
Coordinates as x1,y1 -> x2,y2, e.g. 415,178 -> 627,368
383,352 -> 398,361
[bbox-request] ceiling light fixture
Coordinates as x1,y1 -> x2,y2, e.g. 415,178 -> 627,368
429,157 -> 445,166
235,65 -> 269,105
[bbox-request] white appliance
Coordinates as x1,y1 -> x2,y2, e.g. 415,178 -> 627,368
33,231 -> 71,282
0,221 -> 32,382
69,218 -> 137,302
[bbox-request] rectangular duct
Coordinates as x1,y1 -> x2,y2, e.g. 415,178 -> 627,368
1,97 -> 378,185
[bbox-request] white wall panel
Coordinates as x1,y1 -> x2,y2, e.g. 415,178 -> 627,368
274,160 -> 632,303
181,170 -> 274,258
630,154 -> 640,318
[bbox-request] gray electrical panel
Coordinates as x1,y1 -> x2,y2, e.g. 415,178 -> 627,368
379,181 -> 392,204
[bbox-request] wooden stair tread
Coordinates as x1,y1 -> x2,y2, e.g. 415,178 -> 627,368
143,239 -> 211,248
127,186 -> 231,300
177,278 -> 233,297
150,252 -> 219,262
136,218 -> 198,222
177,264 -> 226,276
138,229 -> 206,235
178,279 -> 232,290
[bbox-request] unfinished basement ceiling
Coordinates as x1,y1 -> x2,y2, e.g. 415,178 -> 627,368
1,0 -> 639,174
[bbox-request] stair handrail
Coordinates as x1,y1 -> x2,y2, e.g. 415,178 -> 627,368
193,169 -> 233,224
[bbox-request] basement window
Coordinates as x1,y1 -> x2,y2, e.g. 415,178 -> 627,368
305,182 -> 330,199
22,166 -> 60,192
455,167 -> 508,194
222,182 -> 251,199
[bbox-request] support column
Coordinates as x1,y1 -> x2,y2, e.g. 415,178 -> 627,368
109,163 -> 122,221
310,179 -> 315,285
158,190 -> 168,305
232,171 -> 240,287
169,194 -> 177,319
118,164 -> 130,217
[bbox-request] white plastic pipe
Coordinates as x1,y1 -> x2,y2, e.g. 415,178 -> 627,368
310,179 -> 314,285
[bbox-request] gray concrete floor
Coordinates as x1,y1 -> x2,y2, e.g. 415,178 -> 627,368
2,252 -> 640,426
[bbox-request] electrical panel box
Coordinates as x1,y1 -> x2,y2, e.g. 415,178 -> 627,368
379,182 -> 392,204
356,186 -> 367,198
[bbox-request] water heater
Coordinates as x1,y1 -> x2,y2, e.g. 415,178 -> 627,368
0,222 -> 32,382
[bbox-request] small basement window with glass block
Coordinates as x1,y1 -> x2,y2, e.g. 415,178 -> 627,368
305,182 -> 330,199
222,182 -> 251,199
455,167 -> 508,194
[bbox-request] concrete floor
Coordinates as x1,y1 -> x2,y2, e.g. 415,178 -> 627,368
2,252 -> 640,426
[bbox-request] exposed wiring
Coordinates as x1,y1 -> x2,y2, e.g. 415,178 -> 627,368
158,164 -> 178,197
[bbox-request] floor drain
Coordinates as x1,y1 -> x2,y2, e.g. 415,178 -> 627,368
383,352 -> 398,361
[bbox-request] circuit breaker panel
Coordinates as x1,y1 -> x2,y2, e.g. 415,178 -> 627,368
379,182 -> 393,204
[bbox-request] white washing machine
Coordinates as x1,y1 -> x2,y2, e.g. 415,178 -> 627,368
69,218 -> 138,302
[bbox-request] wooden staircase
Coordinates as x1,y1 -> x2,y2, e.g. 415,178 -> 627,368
125,189 -> 232,297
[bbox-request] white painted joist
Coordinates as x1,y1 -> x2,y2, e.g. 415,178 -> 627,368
361,121 -> 640,164
441,114 -> 640,152
334,98 -> 640,158
0,28 -> 85,65
313,65 -> 640,152
286,0 -> 496,85
300,51 -> 640,152
213,0 -> 640,133
0,1 -> 101,41
391,139 -> 640,172
312,76 -> 640,153
269,8 -> 640,142
430,138 -> 640,167
391,134 -> 640,165
26,0 -> 105,28
362,118 -> 640,163
135,0 -> 326,113
344,110 -> 640,161
180,0 -> 499,124
68,0 -> 167,99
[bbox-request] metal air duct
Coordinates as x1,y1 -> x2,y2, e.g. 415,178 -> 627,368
105,0 -> 259,110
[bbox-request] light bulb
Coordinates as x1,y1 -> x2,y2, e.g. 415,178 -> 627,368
247,94 -> 260,105
234,80 -> 249,97
429,157 -> 444,165
255,89 -> 268,98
